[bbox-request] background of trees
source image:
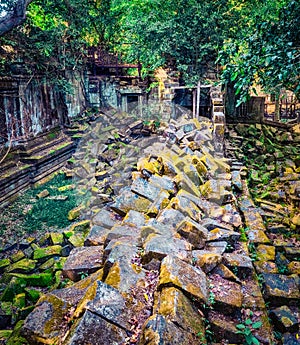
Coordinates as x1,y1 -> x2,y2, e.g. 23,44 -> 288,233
0,0 -> 299,105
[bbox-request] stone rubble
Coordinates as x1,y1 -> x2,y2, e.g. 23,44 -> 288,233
0,110 -> 298,344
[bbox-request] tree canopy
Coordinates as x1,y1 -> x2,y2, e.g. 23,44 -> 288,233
0,0 -> 299,102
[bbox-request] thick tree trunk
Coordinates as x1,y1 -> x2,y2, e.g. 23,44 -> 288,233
0,0 -> 33,36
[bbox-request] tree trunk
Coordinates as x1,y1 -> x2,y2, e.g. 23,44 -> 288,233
0,0 -> 33,36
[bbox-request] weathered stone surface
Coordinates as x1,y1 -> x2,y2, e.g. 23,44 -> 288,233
148,190 -> 170,215
92,208 -> 120,228
104,224 -> 140,247
170,195 -> 201,222
66,310 -> 127,345
159,255 -> 208,303
254,261 -> 278,274
192,251 -> 222,273
206,241 -> 228,254
104,256 -> 145,293
284,246 -> 300,260
209,274 -> 242,312
149,174 -> 177,194
223,253 -> 254,277
174,172 -> 201,197
262,273 -> 300,302
84,225 -> 110,246
139,314 -> 201,345
33,245 -> 62,260
282,333 -> 299,345
155,287 -> 206,341
156,208 -> 186,230
86,281 -> 129,330
287,261 -> 300,274
176,218 -> 208,249
63,247 -> 103,281
122,210 -> 147,227
111,186 -> 152,215
208,311 -> 243,343
256,244 -> 276,261
270,305 -> 299,332
21,294 -> 72,344
207,228 -> 240,243
212,263 -> 240,283
201,218 -> 234,231
143,234 -> 191,262
5,259 -> 36,273
131,177 -> 162,201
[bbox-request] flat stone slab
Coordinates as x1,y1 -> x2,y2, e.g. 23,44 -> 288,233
223,253 -> 254,278
84,225 -> 110,246
122,210 -> 147,227
155,286 -> 206,341
176,218 -> 208,249
262,273 -> 300,302
270,305 -> 299,332
86,281 -> 129,330
139,314 -> 201,345
209,274 -> 243,312
131,177 -> 162,202
143,235 -> 192,262
192,251 -> 222,273
63,247 -> 104,281
111,186 -> 152,215
159,255 -> 208,303
92,208 -> 121,228
156,208 -> 186,230
66,310 -> 127,345
21,294 -> 72,344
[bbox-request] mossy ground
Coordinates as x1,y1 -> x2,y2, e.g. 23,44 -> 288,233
0,172 -> 85,250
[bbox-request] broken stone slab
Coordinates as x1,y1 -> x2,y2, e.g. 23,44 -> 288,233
104,256 -> 145,294
170,195 -> 201,222
192,251 -> 222,273
174,172 -> 201,197
208,311 -> 244,344
207,227 -> 240,244
176,218 -> 208,249
85,280 -> 130,330
92,208 -> 121,228
149,174 -> 177,194
269,305 -> 299,333
84,225 -> 110,246
147,190 -> 170,216
139,220 -> 175,243
131,177 -> 162,202
122,210 -> 147,227
201,218 -> 234,232
256,244 -> 276,261
143,234 -> 192,263
139,313 -> 201,345
65,310 -> 127,345
241,277 -> 266,310
223,253 -> 254,278
110,186 -> 152,215
212,263 -> 241,284
103,242 -> 139,267
159,255 -> 208,303
205,241 -> 228,254
262,273 -> 300,304
154,287 -> 206,341
4,259 -> 36,273
104,224 -> 140,247
21,293 -> 73,344
33,245 -> 62,260
156,207 -> 187,230
254,261 -> 278,274
209,274 -> 243,313
62,246 -> 103,282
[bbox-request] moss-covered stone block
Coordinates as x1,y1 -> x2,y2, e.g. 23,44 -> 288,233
0,277 -> 26,302
11,251 -> 25,263
68,205 -> 85,221
50,232 -> 64,245
10,273 -> 53,288
24,288 -> 42,303
0,330 -> 13,342
69,220 -> 90,233
5,259 -> 36,273
33,245 -> 62,260
13,293 -> 26,309
0,258 -> 11,272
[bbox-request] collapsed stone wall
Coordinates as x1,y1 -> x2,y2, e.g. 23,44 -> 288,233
1,109 -> 298,344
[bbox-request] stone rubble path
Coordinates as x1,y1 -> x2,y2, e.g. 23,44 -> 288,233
1,109 -> 299,344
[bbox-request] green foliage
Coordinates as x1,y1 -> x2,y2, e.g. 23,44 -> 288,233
236,318 -> 262,345
219,0 -> 300,104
